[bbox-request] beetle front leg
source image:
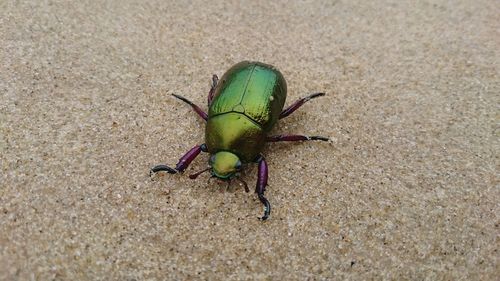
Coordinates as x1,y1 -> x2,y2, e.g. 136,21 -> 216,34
279,92 -> 325,119
267,134 -> 329,142
172,94 -> 208,121
150,144 -> 208,176
255,155 -> 271,220
208,74 -> 218,105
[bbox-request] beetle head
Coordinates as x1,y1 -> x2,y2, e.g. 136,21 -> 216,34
209,151 -> 242,180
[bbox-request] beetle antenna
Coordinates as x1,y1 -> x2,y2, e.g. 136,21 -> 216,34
189,167 -> 211,179
236,177 -> 250,193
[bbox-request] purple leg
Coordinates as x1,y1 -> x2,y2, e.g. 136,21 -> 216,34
255,155 -> 271,220
267,134 -> 329,142
279,92 -> 325,119
172,94 -> 208,121
207,74 -> 219,105
150,144 -> 207,175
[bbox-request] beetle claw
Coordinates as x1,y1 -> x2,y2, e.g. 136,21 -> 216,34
150,164 -> 178,176
235,177 -> 249,193
257,194 -> 271,221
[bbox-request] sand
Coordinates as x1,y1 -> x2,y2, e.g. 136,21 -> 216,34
1,0 -> 498,280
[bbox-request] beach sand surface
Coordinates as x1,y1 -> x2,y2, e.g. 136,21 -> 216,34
1,0 -> 498,280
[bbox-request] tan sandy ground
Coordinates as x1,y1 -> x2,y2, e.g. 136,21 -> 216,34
1,0 -> 498,280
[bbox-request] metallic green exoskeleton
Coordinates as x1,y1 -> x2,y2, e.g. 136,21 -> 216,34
206,61 -> 287,177
151,61 -> 328,220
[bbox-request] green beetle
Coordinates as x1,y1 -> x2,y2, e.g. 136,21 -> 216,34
151,61 -> 328,220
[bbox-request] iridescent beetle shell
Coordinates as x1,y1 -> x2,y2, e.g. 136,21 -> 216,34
206,61 -> 287,163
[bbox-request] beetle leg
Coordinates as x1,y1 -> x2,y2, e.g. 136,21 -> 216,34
255,155 -> 271,220
267,134 -> 329,142
150,144 -> 208,176
279,92 -> 325,119
172,94 -> 208,121
150,164 -> 177,175
208,74 -> 219,105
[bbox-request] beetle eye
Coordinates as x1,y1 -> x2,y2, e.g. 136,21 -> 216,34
235,161 -> 242,170
209,155 -> 216,165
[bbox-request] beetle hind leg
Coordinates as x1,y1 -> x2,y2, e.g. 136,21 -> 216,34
279,92 -> 325,119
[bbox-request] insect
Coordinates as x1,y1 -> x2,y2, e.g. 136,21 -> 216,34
151,61 -> 328,220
